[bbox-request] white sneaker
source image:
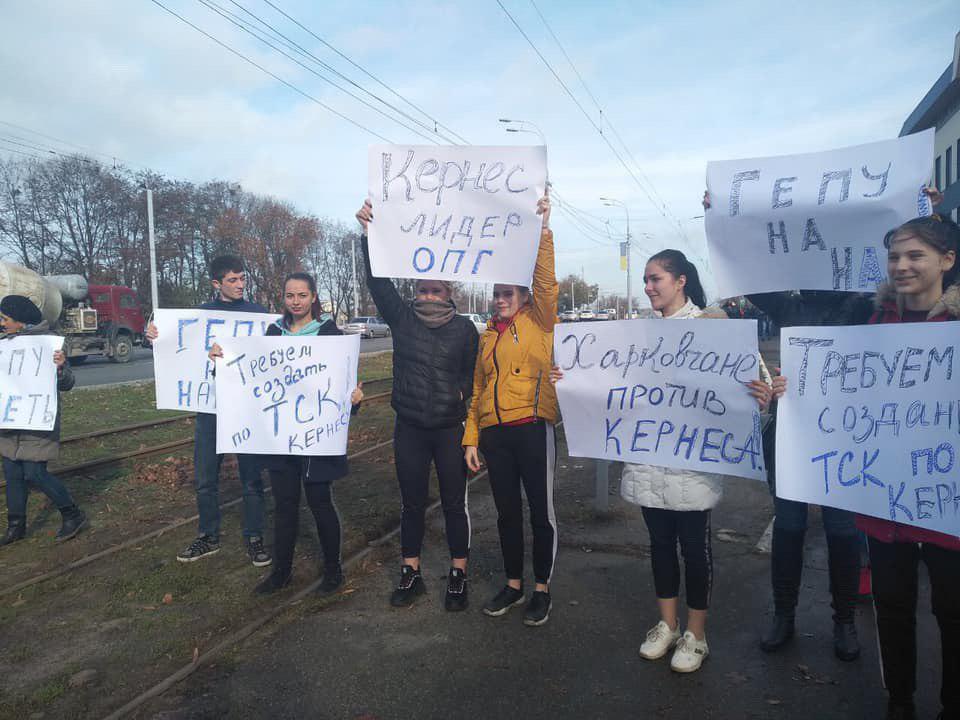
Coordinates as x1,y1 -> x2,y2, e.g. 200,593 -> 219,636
638,620 -> 681,660
670,630 -> 709,673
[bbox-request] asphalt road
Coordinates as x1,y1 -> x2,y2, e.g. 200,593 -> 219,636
70,335 -> 394,387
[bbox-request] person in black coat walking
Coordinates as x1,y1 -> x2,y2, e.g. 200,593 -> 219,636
210,273 -> 362,596
356,199 -> 479,612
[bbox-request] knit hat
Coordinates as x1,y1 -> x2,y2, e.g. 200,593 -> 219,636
0,295 -> 43,325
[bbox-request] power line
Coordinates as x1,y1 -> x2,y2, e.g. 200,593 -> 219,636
260,0 -> 470,145
195,0 -> 445,144
496,0 -> 688,244
0,120 -> 141,169
149,0 -> 393,143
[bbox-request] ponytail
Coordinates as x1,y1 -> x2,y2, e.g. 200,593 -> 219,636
647,249 -> 707,309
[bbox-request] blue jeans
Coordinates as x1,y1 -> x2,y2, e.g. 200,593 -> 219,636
193,412 -> 265,540
773,495 -> 857,538
3,457 -> 75,518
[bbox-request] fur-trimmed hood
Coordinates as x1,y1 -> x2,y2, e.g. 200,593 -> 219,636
874,280 -> 960,319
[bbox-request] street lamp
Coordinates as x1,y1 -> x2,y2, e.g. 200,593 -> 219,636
139,182 -> 159,311
498,118 -> 547,145
600,197 -> 632,318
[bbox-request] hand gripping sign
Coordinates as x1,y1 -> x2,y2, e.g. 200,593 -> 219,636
705,129 -> 933,298
153,309 -> 279,414
214,334 -> 360,456
367,145 -> 547,286
776,323 -> 959,537
0,335 -> 65,431
554,319 -> 766,481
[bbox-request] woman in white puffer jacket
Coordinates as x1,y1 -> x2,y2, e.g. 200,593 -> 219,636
553,249 -> 773,674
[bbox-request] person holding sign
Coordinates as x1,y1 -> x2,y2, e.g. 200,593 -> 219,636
0,296 -> 86,545
552,250 -> 774,671
356,200 -> 479,612
209,273 -> 363,595
854,215 -> 959,720
461,192 -> 559,627
146,255 -> 272,567
703,189 -> 868,661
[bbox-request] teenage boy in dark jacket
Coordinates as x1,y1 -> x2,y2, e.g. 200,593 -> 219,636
0,295 -> 86,545
146,255 -> 271,566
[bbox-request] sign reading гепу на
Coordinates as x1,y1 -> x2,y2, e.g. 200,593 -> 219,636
367,145 -> 547,286
777,323 -> 959,537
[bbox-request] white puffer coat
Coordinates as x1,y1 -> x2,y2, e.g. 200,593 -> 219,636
619,299 -> 731,511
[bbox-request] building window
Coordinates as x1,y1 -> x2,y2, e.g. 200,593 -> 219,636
935,156 -> 941,190
948,147 -> 954,189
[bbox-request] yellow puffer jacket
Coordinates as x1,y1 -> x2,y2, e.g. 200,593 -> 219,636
463,229 -> 559,447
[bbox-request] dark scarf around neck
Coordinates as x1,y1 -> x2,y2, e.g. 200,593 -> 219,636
413,299 -> 456,328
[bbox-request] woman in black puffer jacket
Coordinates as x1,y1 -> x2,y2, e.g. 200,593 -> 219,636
357,199 -> 479,612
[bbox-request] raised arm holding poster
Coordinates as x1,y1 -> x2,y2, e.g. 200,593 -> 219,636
554,319 -> 766,481
776,323 -> 959,537
214,334 -> 360,456
366,145 -> 547,286
705,129 -> 934,298
0,335 -> 65,431
152,308 -> 279,413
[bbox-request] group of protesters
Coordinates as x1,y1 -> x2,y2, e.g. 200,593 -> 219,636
1,187 -> 957,720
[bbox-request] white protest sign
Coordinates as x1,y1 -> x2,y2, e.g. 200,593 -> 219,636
367,145 -> 547,286
0,335 -> 64,431
777,323 -> 959,537
153,309 -> 279,413
705,129 -> 934,298
554,319 -> 766,481
214,334 -> 360,456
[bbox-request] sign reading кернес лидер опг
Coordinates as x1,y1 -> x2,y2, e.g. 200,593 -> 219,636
777,323 -> 959,537
367,145 -> 547,286
705,129 -> 933,298
554,319 -> 766,482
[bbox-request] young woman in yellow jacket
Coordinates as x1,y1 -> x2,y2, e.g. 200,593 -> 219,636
463,191 -> 559,626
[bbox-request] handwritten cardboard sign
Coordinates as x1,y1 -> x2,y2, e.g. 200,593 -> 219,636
153,309 -> 278,414
705,130 -> 934,298
367,144 -> 547,286
214,334 -> 360,456
777,323 -> 959,537
554,319 -> 766,481
0,335 -> 65,431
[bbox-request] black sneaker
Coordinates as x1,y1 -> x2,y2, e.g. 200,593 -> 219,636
482,585 -> 525,617
246,536 -> 272,567
389,565 -> 426,608
0,518 -> 26,547
254,570 -> 291,596
317,566 -> 344,596
444,568 -> 468,612
55,507 -> 87,542
177,535 -> 220,563
523,590 -> 552,627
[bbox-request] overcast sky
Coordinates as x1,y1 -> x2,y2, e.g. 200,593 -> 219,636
1,0 -> 956,304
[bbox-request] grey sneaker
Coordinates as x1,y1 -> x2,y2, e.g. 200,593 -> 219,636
246,536 -> 272,567
177,535 -> 220,563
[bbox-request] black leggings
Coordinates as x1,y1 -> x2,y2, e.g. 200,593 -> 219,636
480,421 -> 557,585
641,506 -> 713,610
869,537 -> 960,713
394,418 -> 470,559
270,469 -> 341,575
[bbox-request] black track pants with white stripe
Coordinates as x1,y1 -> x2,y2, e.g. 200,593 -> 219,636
480,421 -> 558,585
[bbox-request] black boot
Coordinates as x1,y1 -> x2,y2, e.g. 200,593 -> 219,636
317,565 -> 344,596
885,700 -> 916,720
827,534 -> 861,661
1,517 -> 26,546
760,528 -> 804,652
55,506 -> 86,542
254,568 -> 292,595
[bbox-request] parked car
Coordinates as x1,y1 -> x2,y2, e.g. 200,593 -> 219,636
604,308 -> 617,320
559,309 -> 579,322
459,313 -> 488,333
579,309 -> 596,320
344,316 -> 391,338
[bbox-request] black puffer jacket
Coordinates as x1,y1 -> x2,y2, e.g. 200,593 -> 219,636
361,236 -> 479,429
